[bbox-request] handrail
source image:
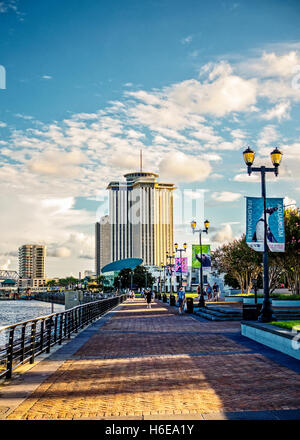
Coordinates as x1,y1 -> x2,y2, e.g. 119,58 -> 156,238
0,294 -> 127,380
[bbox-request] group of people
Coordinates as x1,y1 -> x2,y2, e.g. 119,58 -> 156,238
197,282 -> 219,301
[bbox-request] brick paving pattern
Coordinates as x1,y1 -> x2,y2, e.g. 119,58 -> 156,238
6,298 -> 300,419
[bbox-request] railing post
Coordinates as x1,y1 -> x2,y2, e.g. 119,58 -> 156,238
30,322 -> 36,364
20,324 -> 26,363
64,312 -> 67,338
40,319 -> 45,353
59,313 -> 63,345
68,312 -> 71,338
75,308 -> 78,333
6,327 -> 15,379
46,318 -> 52,354
54,315 -> 58,343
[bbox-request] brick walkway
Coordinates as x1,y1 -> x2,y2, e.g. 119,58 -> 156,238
3,298 -> 300,419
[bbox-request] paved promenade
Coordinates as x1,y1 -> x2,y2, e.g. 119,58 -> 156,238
1,298 -> 300,420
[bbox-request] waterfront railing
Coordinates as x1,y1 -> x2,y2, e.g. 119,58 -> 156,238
0,294 -> 127,380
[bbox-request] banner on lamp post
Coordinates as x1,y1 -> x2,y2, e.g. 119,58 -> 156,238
175,257 -> 188,273
246,197 -> 285,252
192,244 -> 211,271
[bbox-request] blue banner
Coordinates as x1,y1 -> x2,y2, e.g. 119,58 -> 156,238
246,197 -> 285,252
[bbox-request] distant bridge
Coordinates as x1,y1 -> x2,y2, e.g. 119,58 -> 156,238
0,270 -> 19,281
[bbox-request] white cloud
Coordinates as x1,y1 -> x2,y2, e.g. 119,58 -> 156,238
261,101 -> 291,121
159,152 -> 212,183
0,258 -> 11,270
42,75 -> 52,80
48,247 -> 71,258
244,51 -> 300,78
284,196 -> 297,209
233,173 -> 260,183
212,224 -> 234,243
0,0 -> 18,14
211,192 -> 242,202
0,191 -> 94,276
28,149 -> 87,178
168,74 -> 257,117
14,113 -> 34,120
181,35 -> 193,44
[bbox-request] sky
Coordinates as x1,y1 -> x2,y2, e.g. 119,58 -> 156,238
0,0 -> 300,277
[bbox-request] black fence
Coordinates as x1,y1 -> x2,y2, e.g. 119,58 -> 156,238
0,294 -> 127,380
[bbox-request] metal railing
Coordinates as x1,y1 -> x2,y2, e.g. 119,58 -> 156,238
0,294 -> 127,380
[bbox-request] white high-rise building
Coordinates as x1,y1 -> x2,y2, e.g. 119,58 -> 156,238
107,172 -> 175,267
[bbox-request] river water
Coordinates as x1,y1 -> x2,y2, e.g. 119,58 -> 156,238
0,300 -> 65,347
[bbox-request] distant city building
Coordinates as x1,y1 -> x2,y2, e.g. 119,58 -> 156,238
95,215 -> 111,275
18,278 -> 47,289
107,171 -> 175,267
83,270 -> 95,278
18,244 -> 46,279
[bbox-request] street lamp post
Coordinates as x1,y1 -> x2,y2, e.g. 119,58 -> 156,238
174,243 -> 187,288
243,146 -> 282,322
130,269 -> 133,291
159,263 -> 163,295
191,220 -> 210,308
161,264 -> 167,294
166,251 -> 175,294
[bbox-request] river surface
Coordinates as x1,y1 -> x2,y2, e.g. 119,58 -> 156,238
0,300 -> 65,347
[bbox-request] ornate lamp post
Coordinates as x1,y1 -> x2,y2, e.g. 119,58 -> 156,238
174,243 -> 187,288
160,263 -> 167,294
166,251 -> 175,294
191,219 -> 210,308
243,146 -> 282,322
159,263 -> 163,295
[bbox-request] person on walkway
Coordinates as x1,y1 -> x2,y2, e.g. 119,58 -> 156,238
146,289 -> 152,308
206,283 -> 212,301
177,287 -> 186,315
212,283 -> 219,301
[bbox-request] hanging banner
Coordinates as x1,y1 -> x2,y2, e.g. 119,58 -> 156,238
246,197 -> 285,252
192,244 -> 211,271
175,257 -> 188,273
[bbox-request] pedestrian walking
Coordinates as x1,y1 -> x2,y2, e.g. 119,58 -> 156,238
146,289 -> 152,308
212,282 -> 219,301
206,283 -> 212,300
177,287 -> 186,315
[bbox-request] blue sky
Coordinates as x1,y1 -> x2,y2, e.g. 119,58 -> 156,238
0,0 -> 300,277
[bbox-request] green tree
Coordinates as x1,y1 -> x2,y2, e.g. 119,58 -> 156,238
114,265 -> 155,289
96,275 -> 105,288
212,235 -> 262,294
47,279 -> 57,287
278,208 -> 300,294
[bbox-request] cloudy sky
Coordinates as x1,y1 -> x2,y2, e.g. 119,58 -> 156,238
0,0 -> 300,277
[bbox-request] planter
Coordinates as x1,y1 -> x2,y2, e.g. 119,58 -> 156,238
241,322 -> 300,361
225,296 -> 243,302
272,300 -> 300,308
243,297 -> 264,304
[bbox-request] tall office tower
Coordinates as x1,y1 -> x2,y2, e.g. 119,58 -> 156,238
107,172 -> 175,267
95,215 -> 111,276
18,245 -> 46,278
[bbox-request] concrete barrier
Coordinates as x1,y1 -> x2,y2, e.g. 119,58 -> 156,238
241,322 -> 300,361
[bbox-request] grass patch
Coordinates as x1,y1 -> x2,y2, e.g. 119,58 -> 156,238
270,320 -> 300,331
228,293 -> 300,300
159,292 -> 199,298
